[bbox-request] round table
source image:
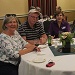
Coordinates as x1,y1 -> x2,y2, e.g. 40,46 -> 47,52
19,42 -> 75,75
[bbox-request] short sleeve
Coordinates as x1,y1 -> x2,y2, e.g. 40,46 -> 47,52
17,24 -> 26,36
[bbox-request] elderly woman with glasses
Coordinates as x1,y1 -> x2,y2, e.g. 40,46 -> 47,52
0,15 -> 40,75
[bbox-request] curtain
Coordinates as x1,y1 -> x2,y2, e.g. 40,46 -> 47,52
28,0 -> 57,16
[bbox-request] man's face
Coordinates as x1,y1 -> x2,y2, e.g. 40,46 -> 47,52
28,13 -> 39,25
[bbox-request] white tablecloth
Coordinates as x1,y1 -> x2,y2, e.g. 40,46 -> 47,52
19,40 -> 75,75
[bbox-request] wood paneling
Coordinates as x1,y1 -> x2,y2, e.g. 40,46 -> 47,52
0,0 -> 28,16
64,11 -> 75,22
0,19 -> 3,33
0,16 -> 27,33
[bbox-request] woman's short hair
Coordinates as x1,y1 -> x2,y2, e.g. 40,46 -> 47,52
56,6 -> 62,12
2,15 -> 19,30
54,11 -> 64,18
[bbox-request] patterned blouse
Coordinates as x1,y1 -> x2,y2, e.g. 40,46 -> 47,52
0,31 -> 27,65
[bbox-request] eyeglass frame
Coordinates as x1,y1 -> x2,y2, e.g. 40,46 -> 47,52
29,15 -> 39,20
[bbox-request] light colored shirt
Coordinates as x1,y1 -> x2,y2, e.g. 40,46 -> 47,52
0,31 -> 27,65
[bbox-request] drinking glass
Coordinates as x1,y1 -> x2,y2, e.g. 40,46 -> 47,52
54,40 -> 58,48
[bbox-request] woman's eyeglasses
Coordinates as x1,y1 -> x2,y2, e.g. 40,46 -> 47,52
5,14 -> 16,17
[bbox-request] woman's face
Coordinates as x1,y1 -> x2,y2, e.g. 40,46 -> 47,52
56,13 -> 64,22
5,18 -> 18,31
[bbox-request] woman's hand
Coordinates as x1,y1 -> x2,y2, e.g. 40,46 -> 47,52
34,47 -> 41,52
19,43 -> 40,55
25,43 -> 41,52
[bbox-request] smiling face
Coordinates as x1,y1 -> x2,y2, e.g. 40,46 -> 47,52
56,12 -> 64,22
28,13 -> 39,26
5,18 -> 18,32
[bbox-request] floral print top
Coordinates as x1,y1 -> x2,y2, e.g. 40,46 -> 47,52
0,30 -> 27,65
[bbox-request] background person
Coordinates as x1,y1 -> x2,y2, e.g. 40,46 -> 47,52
53,6 -> 62,19
36,7 -> 43,19
56,6 -> 62,12
49,11 -> 70,38
70,19 -> 75,33
18,9 -> 47,45
0,15 -> 40,75
30,6 -> 36,10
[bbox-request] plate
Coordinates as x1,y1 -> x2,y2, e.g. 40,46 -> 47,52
32,58 -> 46,63
38,45 -> 47,49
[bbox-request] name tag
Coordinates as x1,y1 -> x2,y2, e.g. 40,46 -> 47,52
62,26 -> 66,29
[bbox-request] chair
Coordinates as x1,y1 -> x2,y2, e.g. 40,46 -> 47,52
70,20 -> 75,33
43,20 -> 54,36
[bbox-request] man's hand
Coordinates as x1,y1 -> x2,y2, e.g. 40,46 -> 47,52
40,37 -> 47,44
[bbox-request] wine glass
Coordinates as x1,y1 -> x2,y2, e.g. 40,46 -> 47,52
54,40 -> 58,48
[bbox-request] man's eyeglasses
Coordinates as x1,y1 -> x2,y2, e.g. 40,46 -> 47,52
5,14 -> 16,17
30,15 -> 39,19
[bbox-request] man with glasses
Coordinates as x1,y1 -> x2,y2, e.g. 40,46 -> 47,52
18,9 -> 47,45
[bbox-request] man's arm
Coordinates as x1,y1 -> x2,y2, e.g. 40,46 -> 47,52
22,34 -> 47,45
40,34 -> 48,44
22,36 -> 37,45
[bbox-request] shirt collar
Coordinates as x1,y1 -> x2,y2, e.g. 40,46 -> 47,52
54,20 -> 65,25
26,21 -> 37,28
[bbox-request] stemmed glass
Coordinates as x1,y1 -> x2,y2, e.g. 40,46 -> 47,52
54,31 -> 62,48
54,40 -> 58,48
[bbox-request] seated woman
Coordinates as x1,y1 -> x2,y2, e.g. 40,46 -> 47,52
48,11 -> 70,38
0,15 -> 40,75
